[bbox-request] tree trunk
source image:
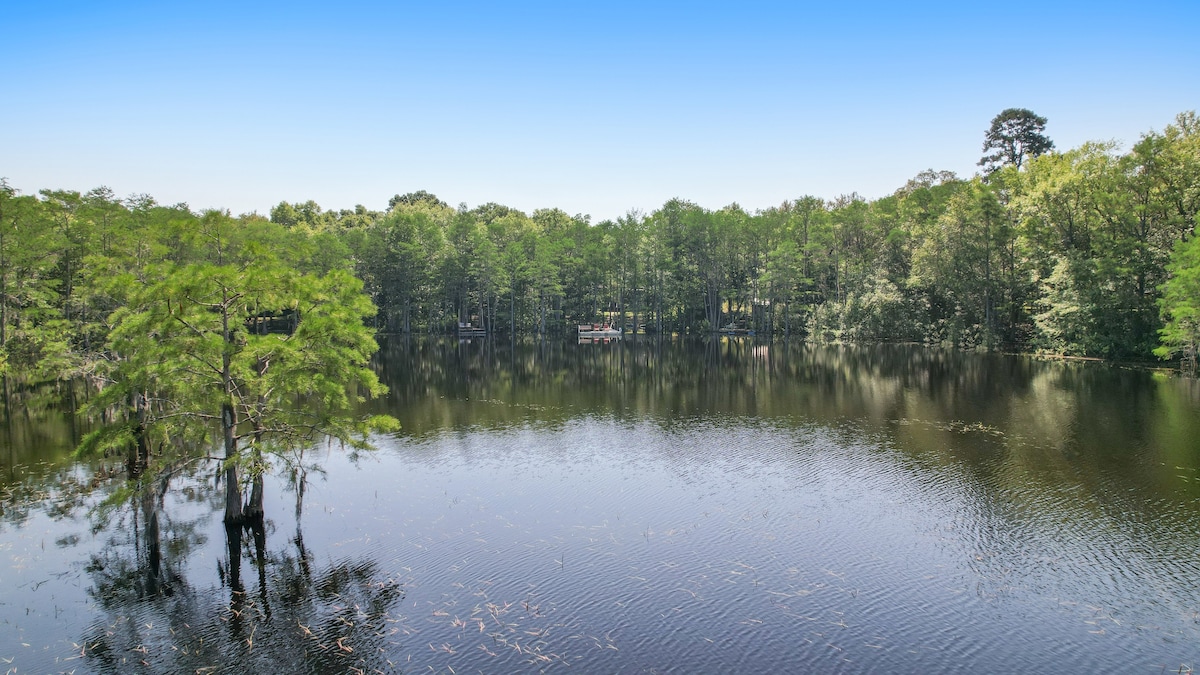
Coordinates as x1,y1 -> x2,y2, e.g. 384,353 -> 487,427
655,271 -> 664,334
539,291 -> 546,336
222,402 -> 243,524
706,278 -> 722,331
245,450 -> 264,522
127,390 -> 150,477
2,375 -> 10,430
243,354 -> 269,523
0,240 -> 7,352
250,516 -> 269,603
224,521 -> 245,599
221,289 -> 243,525
141,480 -> 163,596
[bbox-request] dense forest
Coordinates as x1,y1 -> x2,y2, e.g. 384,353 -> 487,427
2,110 -> 1199,392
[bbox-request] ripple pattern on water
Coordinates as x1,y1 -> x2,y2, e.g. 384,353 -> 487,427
224,415 -> 1186,673
6,342 -> 1200,674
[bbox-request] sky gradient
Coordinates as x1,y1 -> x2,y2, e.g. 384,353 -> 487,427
4,1 -> 1198,222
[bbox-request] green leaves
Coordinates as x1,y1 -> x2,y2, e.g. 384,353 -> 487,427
79,214 -> 399,520
0,181 -> 72,381
1156,231 -> 1200,371
980,108 -> 1055,173
4,108 -> 1196,393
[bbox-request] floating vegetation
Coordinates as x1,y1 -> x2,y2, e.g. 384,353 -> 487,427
893,417 -> 1005,437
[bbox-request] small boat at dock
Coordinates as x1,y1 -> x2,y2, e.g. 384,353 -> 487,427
457,321 -> 487,337
578,323 -> 622,338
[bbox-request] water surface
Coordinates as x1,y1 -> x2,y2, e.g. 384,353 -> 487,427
3,338 -> 1199,673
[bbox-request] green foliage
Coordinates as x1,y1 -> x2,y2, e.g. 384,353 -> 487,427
388,190 -> 448,211
807,275 -> 925,343
103,253 -> 389,447
1155,232 -> 1200,373
0,180 -> 72,381
980,108 -> 1055,173
78,211 -> 397,521
4,108 -> 1196,385
1032,256 -> 1091,354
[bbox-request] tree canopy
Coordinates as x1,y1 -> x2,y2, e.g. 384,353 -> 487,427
74,210 -> 398,524
979,107 -> 1055,173
2,109 -> 1198,403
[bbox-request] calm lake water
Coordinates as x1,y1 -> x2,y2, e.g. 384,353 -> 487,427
3,337 -> 1200,674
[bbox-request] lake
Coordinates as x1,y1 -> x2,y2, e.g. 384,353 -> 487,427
3,337 -> 1200,673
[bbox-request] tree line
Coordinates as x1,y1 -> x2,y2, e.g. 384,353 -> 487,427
2,110 -> 1199,393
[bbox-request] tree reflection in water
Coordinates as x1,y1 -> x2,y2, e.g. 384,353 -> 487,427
3,338 -> 1196,673
80,469 -> 405,674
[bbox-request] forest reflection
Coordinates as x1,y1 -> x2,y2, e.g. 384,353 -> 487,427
78,469 -> 405,674
2,338 -> 1199,673
373,336 -> 1200,470
357,335 -> 1200,559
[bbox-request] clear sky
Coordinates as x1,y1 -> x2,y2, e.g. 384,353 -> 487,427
3,1 -> 1197,222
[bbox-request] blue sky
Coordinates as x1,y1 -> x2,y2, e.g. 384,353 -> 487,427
4,1 -> 1197,222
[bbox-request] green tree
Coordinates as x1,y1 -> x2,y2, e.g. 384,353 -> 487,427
0,180 -> 71,383
269,200 -> 332,231
492,213 -> 535,332
39,189 -> 90,342
613,210 -> 648,332
980,108 -> 1055,173
80,211 -> 397,523
527,209 -> 577,334
1155,232 -> 1200,374
388,190 -> 448,212
764,238 -> 807,337
361,203 -> 449,332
